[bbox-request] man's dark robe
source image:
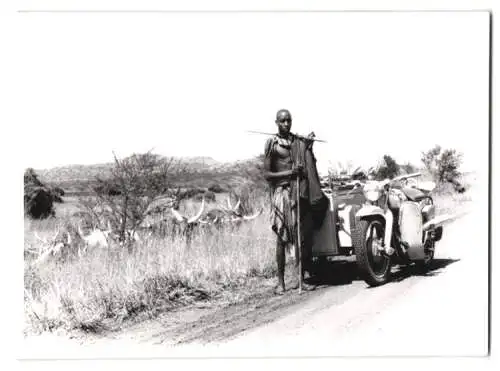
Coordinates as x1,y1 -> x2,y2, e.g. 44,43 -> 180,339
289,135 -> 329,229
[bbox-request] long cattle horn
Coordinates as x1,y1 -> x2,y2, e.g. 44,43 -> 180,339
227,195 -> 241,213
171,208 -> 186,223
188,198 -> 205,224
233,198 -> 241,212
242,208 -> 263,221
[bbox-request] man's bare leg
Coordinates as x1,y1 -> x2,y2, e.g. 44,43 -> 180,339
275,240 -> 286,294
291,240 -> 315,291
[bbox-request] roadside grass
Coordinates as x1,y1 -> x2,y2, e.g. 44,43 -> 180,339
24,197 -> 279,335
431,174 -> 474,217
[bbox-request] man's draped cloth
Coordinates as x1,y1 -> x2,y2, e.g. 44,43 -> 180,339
270,185 -> 296,250
266,134 -> 329,253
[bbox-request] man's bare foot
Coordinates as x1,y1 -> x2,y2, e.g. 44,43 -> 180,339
300,282 -> 316,291
290,280 -> 300,290
291,281 -> 316,291
274,285 -> 286,295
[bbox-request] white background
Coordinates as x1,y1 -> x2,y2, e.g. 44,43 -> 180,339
0,0 -> 496,370
9,3 -> 490,175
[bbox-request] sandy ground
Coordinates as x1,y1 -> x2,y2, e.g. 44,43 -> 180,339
20,178 -> 489,359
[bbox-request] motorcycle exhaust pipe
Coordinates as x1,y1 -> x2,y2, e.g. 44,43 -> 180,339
422,213 -> 456,231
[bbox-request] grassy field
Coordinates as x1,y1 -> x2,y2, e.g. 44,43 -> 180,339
23,173 -> 475,336
24,191 -> 279,335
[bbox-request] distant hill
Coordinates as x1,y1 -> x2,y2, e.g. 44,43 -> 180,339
36,163 -> 115,184
36,156 -> 220,183
33,155 -> 265,195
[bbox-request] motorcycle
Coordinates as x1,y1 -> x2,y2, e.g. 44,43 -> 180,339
312,171 -> 456,286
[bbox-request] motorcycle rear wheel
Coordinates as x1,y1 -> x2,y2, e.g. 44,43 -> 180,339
353,218 -> 392,286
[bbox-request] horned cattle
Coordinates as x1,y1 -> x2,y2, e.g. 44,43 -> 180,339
198,196 -> 263,225
169,198 -> 206,244
140,193 -> 263,244
30,229 -> 75,266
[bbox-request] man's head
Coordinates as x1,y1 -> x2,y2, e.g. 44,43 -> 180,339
275,109 -> 292,135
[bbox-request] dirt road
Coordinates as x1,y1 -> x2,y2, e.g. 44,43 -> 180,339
216,204 -> 488,357
21,183 -> 489,359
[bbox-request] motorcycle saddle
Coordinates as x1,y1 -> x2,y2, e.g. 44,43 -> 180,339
402,187 -> 428,202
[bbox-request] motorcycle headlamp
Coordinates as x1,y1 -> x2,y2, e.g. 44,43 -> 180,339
363,182 -> 381,202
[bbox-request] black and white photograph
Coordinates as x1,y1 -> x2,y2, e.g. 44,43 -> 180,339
6,0 -> 493,362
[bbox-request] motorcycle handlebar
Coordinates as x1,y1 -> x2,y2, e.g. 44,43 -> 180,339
337,172 -> 422,195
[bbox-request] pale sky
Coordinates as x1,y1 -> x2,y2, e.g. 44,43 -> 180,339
17,11 -> 489,175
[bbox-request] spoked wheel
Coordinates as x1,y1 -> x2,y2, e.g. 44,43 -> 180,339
353,218 -> 392,286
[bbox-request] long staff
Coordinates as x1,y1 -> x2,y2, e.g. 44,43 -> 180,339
296,147 -> 302,294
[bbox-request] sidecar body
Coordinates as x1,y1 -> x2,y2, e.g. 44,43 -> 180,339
311,184 -> 365,258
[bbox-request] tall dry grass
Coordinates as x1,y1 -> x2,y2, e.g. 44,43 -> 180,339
24,194 -> 277,335
431,173 -> 474,216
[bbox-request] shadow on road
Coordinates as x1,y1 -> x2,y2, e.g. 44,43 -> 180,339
306,260 -> 358,286
390,258 -> 461,283
306,258 -> 461,288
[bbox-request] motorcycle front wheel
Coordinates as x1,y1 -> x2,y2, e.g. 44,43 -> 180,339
353,218 -> 392,286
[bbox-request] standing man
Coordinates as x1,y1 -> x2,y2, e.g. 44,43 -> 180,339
263,109 -> 325,294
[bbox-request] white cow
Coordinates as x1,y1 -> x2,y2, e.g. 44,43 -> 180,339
32,229 -> 73,265
78,222 -> 141,249
78,225 -> 111,248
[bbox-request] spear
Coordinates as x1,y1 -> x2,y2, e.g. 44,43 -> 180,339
245,130 -> 328,143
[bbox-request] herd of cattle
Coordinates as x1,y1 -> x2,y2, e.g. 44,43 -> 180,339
26,194 -> 264,266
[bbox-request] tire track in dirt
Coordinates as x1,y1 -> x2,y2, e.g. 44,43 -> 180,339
170,277 -> 362,345
96,262 -> 365,346
114,257 -> 456,347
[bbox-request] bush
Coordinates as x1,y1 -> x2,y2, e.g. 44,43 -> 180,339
79,151 -> 192,244
24,186 -> 55,219
179,187 -> 205,200
195,190 -> 216,202
437,149 -> 463,182
373,155 -> 400,180
53,186 -> 65,197
400,162 -> 417,175
50,191 -> 64,204
24,169 -> 56,219
92,183 -> 122,196
421,145 -> 463,184
24,168 -> 44,187
208,183 -> 225,193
